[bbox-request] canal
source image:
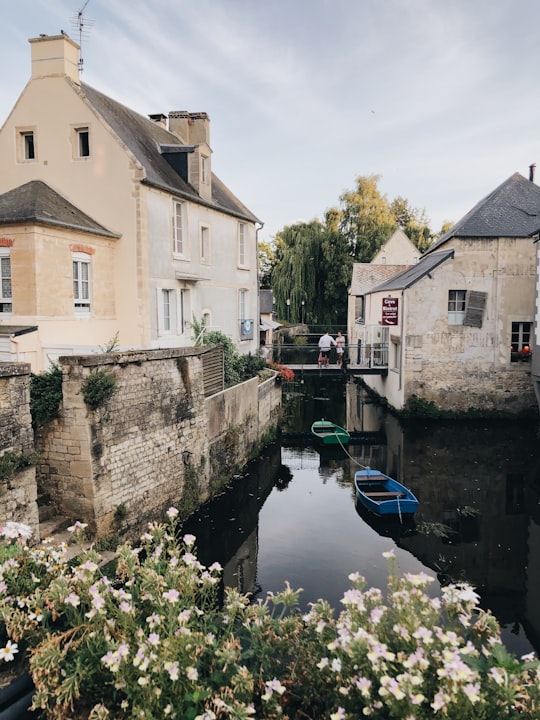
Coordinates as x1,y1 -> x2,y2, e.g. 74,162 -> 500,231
182,374 -> 540,658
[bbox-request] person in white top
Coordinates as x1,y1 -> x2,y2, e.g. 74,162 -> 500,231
318,331 -> 336,367
335,331 -> 345,367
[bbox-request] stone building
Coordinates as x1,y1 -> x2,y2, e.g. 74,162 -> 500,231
0,33 -> 261,371
359,172 -> 539,413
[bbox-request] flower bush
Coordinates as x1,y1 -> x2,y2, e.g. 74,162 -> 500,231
0,517 -> 539,719
267,363 -> 295,382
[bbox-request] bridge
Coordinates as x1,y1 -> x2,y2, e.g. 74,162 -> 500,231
267,327 -> 389,376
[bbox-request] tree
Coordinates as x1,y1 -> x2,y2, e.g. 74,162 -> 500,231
258,240 -> 276,289
339,175 -> 396,261
390,196 -> 433,253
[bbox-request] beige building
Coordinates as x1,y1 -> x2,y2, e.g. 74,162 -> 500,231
347,227 -> 419,365
358,172 -> 539,414
0,34 -> 261,371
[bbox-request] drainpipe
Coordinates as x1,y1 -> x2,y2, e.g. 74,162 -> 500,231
255,221 -> 264,350
399,289 -> 404,393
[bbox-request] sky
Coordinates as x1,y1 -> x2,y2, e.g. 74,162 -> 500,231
2,0 -> 540,245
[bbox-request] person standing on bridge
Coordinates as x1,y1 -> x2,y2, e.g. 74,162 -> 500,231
335,331 -> 345,368
318,331 -> 336,367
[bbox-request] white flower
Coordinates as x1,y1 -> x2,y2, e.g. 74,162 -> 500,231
0,522 -> 32,540
0,640 -> 19,662
166,507 -> 179,519
382,549 -> 395,559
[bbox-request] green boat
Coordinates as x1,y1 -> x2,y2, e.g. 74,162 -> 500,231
311,419 -> 350,446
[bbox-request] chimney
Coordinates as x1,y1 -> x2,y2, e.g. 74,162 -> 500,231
529,163 -> 536,183
29,33 -> 80,84
149,113 -> 168,128
168,111 -> 210,146
168,111 -> 212,201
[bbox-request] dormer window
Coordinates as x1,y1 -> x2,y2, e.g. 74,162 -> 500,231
201,154 -> 209,184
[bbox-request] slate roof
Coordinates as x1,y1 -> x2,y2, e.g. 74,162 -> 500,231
369,250 -> 454,293
350,264 -> 412,296
0,180 -> 119,237
427,172 -> 540,253
80,82 -> 260,224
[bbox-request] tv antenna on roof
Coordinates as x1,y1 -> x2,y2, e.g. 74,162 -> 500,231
71,0 -> 94,73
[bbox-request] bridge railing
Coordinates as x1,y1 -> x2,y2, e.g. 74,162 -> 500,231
268,331 -> 389,369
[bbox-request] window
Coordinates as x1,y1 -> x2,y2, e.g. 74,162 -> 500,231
162,290 -> 172,332
448,290 -> 466,325
76,127 -> 90,157
238,223 -> 246,266
0,251 -> 12,313
239,289 -> 247,321
201,155 -> 209,184
19,130 -> 36,161
510,321 -> 531,362
73,253 -> 91,313
173,201 -> 184,255
391,336 -> 401,371
200,225 -> 210,262
355,296 -> 365,324
177,289 -> 189,334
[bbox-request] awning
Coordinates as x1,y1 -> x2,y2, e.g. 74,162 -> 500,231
260,318 -> 281,331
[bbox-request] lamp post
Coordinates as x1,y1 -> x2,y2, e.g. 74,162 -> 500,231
301,300 -> 305,324
286,298 -> 291,323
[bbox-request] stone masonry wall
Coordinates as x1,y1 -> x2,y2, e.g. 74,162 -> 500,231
0,363 -> 38,535
36,349 -> 281,539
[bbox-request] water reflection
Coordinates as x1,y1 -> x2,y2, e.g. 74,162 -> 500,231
182,375 -> 540,658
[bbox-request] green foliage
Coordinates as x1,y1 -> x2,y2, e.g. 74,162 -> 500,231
99,332 -> 120,353
0,451 -> 40,486
80,368 -> 118,410
192,324 -> 265,388
30,364 -> 63,428
339,174 -> 396,261
1,521 -> 539,720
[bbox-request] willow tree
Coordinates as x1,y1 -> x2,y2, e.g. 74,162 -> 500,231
339,174 -> 396,261
271,220 -> 324,325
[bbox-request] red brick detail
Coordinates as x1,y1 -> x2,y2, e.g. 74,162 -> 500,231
0,238 -> 14,247
70,244 -> 95,255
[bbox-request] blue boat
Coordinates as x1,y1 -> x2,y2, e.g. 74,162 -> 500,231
354,468 -> 419,517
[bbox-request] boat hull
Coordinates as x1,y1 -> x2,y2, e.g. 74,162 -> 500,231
311,420 -> 350,446
354,469 -> 419,516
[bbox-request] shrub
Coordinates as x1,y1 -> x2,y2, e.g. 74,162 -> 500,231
0,519 -> 539,719
80,368 -> 118,410
30,364 -> 63,427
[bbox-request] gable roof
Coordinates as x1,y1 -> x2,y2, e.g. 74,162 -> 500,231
427,172 -> 540,253
369,249 -> 454,293
350,264 -> 412,296
80,82 -> 260,224
0,180 -> 119,238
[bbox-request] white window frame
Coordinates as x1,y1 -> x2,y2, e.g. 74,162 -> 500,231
173,201 -> 185,256
0,250 -> 12,314
18,129 -> 36,162
200,225 -> 210,263
238,222 -> 247,267
239,288 -> 247,322
176,288 -> 189,335
448,289 -> 466,325
163,289 -> 172,332
73,252 -> 91,314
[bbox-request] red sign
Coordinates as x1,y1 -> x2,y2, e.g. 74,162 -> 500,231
382,297 -> 398,325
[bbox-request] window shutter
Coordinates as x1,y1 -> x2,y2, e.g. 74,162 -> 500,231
463,290 -> 487,328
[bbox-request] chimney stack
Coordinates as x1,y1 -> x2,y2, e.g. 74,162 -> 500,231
29,33 -> 80,84
529,163 -> 536,182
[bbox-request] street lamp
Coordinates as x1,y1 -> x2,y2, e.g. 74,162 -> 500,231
301,300 -> 305,324
286,298 -> 291,323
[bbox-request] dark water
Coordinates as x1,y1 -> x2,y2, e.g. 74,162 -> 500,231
183,375 -> 540,658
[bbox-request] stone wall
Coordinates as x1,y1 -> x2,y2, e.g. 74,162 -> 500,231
36,348 -> 281,539
0,363 -> 38,535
